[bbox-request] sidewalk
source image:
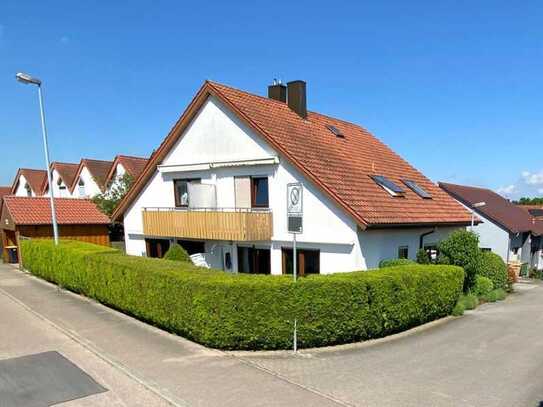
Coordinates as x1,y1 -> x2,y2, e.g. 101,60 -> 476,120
0,264 -> 341,407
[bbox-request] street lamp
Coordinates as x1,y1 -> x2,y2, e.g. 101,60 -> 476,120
16,72 -> 59,245
471,201 -> 486,229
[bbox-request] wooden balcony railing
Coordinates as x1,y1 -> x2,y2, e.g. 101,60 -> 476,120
142,207 -> 273,241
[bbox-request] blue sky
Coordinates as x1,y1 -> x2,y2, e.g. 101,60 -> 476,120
1,1 -> 542,198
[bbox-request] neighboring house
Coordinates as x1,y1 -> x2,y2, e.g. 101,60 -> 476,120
439,182 -> 543,268
11,168 -> 48,197
0,186 -> 11,261
0,196 -> 111,263
104,155 -> 149,189
70,159 -> 113,198
518,205 -> 543,220
112,80 -> 472,275
43,162 -> 79,198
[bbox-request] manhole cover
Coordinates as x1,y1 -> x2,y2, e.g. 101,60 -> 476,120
0,351 -> 107,407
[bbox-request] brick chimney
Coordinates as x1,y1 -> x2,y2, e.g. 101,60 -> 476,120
287,80 -> 307,118
268,80 -> 287,103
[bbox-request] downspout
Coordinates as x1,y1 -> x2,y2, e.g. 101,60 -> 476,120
419,228 -> 436,249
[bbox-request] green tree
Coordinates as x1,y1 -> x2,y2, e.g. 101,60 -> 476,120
92,173 -> 134,217
515,197 -> 543,205
438,230 -> 481,291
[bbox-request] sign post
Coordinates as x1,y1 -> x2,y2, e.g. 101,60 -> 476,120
287,183 -> 303,353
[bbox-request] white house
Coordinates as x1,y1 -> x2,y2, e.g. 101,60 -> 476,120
104,155 -> 149,191
11,169 -> 48,197
439,182 -> 543,269
70,159 -> 113,198
112,80 -> 473,275
42,162 -> 79,199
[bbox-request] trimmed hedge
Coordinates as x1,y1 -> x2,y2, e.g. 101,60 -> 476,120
378,258 -> 416,268
478,251 -> 508,291
21,240 -> 464,350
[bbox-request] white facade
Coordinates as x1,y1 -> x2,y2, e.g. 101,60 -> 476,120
14,175 -> 36,197
44,169 -> 74,198
123,96 -> 463,273
74,167 -> 103,198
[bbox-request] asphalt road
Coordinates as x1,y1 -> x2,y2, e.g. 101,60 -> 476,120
1,263 -> 542,406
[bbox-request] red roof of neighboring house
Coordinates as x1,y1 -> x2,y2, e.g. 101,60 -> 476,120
439,182 -> 541,235
517,204 -> 543,219
112,80 -> 472,227
11,168 -> 48,195
70,159 -> 114,193
104,155 -> 149,187
2,196 -> 110,225
51,162 -> 79,188
0,186 -> 11,214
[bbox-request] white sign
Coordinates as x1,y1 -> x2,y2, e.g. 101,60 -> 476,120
287,183 -> 303,215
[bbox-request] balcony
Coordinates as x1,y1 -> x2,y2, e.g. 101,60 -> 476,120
142,207 -> 273,241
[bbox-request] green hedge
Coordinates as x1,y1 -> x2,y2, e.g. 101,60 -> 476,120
378,258 -> 416,268
21,240 -> 464,350
478,251 -> 508,291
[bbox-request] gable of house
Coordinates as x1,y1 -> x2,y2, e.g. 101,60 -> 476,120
113,80 -> 472,228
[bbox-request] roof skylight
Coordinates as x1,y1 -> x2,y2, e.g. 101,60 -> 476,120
371,175 -> 405,197
402,179 -> 432,199
326,124 -> 344,138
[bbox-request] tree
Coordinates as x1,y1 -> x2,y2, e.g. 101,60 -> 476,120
438,229 -> 481,291
515,197 -> 543,205
92,173 -> 134,217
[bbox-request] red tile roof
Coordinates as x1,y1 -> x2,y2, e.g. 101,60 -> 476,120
105,155 -> 149,187
439,182 -> 541,235
113,81 -> 473,227
3,196 -> 110,225
51,162 -> 79,188
70,159 -> 114,193
11,169 -> 48,195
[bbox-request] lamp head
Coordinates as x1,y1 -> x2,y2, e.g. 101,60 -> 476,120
16,72 -> 42,86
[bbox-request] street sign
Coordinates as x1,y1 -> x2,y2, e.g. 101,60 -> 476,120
287,183 -> 303,234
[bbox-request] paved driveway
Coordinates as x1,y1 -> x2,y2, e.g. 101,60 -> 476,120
1,263 -> 543,406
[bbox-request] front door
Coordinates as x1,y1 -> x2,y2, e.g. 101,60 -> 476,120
145,238 -> 170,258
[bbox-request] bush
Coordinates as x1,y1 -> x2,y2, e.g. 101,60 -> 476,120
163,243 -> 191,262
473,275 -> 494,298
482,289 -> 498,303
452,302 -> 465,316
438,230 -> 481,291
416,249 -> 430,264
378,258 -> 415,268
478,252 -> 508,291
21,240 -> 465,350
458,293 -> 479,310
493,288 -> 507,301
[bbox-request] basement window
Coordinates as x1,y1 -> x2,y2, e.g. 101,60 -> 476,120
402,179 -> 432,199
371,175 -> 405,197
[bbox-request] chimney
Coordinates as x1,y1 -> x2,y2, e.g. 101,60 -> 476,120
268,79 -> 287,103
287,80 -> 307,118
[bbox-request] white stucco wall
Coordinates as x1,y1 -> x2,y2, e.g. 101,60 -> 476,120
44,169 -> 74,198
123,95 -> 462,274
14,175 -> 35,197
468,212 -> 511,263
75,167 -> 102,198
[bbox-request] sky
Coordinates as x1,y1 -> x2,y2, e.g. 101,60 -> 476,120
1,0 -> 542,199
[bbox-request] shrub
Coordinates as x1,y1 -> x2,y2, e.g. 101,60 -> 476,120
478,252 -> 508,291
163,243 -> 191,262
378,258 -> 415,268
452,302 -> 465,316
416,249 -> 430,264
493,288 -> 507,301
482,289 -> 498,303
529,268 -> 543,280
473,275 -> 494,298
21,240 -> 464,350
438,230 -> 481,291
458,293 -> 479,310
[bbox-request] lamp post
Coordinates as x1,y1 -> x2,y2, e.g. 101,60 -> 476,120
471,201 -> 486,230
16,72 -> 59,245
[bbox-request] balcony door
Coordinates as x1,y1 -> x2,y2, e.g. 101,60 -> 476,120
282,248 -> 320,276
145,238 -> 170,258
237,247 -> 270,274
235,176 -> 269,209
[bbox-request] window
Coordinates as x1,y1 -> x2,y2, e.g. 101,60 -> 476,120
282,248 -> 320,276
371,175 -> 405,197
57,178 -> 67,197
237,247 -> 271,274
78,179 -> 86,197
174,179 -> 200,208
481,248 -> 492,252
402,179 -> 432,199
398,246 -> 409,259
251,177 -> 269,208
326,124 -> 344,138
145,239 -> 170,258
24,183 -> 32,197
